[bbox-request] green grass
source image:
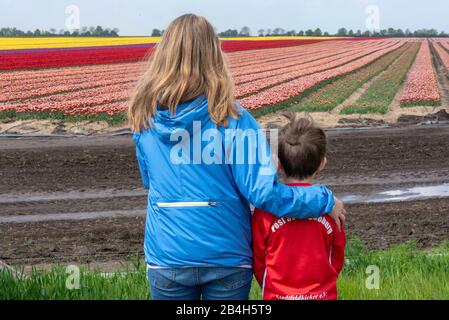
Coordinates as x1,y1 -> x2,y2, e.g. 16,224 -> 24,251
293,45 -> 409,112
2,238 -> 449,300
340,42 -> 421,115
399,100 -> 442,108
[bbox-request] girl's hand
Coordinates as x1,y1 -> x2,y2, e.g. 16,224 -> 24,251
329,197 -> 346,231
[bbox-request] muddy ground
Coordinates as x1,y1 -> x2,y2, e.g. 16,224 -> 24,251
1,123 -> 449,267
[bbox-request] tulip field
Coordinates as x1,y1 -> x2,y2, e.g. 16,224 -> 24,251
1,36 -> 448,124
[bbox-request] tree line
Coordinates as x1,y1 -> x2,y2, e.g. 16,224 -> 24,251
213,27 -> 449,38
0,26 -> 120,37
2,26 -> 447,38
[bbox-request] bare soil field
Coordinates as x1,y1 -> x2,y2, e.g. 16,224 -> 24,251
1,123 -> 449,266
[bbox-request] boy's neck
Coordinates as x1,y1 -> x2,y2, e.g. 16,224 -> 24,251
283,176 -> 314,185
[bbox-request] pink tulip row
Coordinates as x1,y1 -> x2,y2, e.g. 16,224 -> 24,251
400,40 -> 440,105
229,40 -> 375,72
231,40 -> 384,76
233,41 -> 396,85
64,102 -> 128,116
0,81 -> 135,113
235,41 -> 403,97
239,42 -> 405,109
434,41 -> 449,71
2,69 -> 141,102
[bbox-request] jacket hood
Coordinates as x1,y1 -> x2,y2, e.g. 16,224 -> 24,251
152,95 -> 209,144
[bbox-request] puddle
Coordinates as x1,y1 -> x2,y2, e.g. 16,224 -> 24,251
339,183 -> 449,204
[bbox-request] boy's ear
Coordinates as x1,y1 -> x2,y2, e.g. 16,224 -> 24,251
317,157 -> 327,173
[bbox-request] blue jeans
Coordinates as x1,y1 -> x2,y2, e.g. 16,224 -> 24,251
147,267 -> 253,300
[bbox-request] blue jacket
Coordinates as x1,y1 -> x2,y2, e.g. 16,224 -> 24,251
133,96 -> 335,267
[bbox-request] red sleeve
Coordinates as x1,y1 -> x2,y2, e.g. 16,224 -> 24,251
252,209 -> 273,287
331,223 -> 346,274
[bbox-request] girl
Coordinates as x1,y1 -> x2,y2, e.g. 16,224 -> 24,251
128,13 -> 345,300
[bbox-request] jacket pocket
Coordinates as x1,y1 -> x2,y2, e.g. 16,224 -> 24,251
156,201 -> 218,208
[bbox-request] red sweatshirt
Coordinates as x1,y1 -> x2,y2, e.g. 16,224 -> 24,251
252,183 -> 346,300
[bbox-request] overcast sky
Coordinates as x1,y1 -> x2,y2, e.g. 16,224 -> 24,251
1,0 -> 449,35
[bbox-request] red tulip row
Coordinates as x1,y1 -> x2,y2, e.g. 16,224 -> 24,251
400,40 -> 440,106
0,46 -> 154,71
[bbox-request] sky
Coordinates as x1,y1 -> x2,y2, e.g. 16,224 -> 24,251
1,0 -> 449,35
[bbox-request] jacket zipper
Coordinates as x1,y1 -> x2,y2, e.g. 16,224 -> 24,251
156,201 -> 217,208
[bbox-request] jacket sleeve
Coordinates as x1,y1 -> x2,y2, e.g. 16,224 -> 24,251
228,108 -> 335,219
331,224 -> 346,274
252,209 -> 272,287
133,133 -> 150,190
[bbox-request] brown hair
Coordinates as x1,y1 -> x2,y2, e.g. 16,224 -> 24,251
128,14 -> 239,132
278,113 -> 327,179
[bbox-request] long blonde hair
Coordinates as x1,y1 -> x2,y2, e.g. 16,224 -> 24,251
128,14 -> 238,132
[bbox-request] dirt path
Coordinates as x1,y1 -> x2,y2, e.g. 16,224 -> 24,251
1,124 -> 449,266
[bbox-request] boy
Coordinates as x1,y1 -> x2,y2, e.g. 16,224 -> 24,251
252,115 -> 346,300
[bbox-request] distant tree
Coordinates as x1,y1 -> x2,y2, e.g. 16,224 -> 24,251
94,26 -> 104,36
219,29 -> 239,37
305,29 -> 314,36
257,29 -> 265,36
336,27 -> 348,36
324,31 -> 330,36
33,29 -> 41,36
285,30 -> 296,36
239,26 -> 251,37
355,30 -> 362,37
363,30 -> 372,37
111,28 -> 120,36
151,29 -> 162,36
297,30 -> 305,36
313,28 -> 322,36
348,29 -> 354,37
272,28 -> 285,36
